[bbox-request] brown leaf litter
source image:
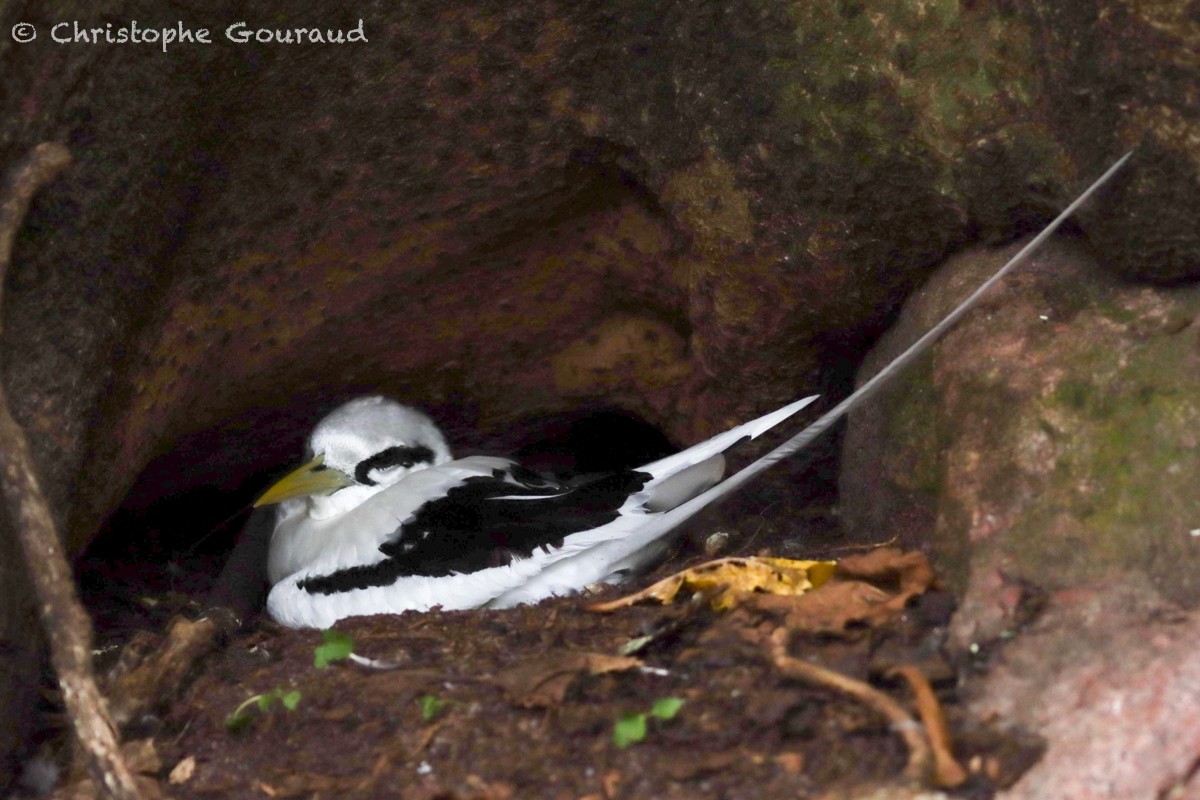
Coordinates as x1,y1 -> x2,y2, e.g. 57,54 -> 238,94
54,548 -> 1041,798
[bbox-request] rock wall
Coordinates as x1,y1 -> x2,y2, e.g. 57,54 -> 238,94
842,237 -> 1200,618
1,0 -> 1198,789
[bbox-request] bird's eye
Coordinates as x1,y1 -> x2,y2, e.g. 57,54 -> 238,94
354,445 -> 436,485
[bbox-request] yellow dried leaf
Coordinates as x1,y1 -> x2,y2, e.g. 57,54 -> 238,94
589,557 -> 837,612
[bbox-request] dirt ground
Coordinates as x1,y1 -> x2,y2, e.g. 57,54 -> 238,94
50,426 -> 1045,799
68,543 -> 1039,797
165,596 -> 914,799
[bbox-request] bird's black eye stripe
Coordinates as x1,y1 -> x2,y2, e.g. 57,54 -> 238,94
355,445 -> 436,486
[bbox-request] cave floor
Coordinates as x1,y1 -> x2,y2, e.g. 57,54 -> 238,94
150,563 -> 1035,800
65,454 -> 1039,799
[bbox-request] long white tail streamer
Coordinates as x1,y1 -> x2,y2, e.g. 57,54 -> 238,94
554,150 -> 1134,574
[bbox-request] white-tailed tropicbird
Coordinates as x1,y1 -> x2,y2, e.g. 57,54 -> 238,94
257,152 -> 1132,629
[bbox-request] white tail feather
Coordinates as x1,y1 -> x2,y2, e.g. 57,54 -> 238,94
496,150 -> 1134,605
637,394 -> 820,478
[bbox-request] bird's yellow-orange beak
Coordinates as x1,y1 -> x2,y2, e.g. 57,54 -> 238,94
254,455 -> 355,507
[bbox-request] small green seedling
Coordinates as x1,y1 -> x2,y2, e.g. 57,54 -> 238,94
613,697 -> 684,748
313,629 -> 355,668
224,688 -> 302,731
418,694 -> 452,721
650,696 -> 685,719
613,712 -> 647,748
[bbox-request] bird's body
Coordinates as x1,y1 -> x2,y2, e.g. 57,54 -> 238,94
264,395 -> 816,628
254,152 -> 1133,629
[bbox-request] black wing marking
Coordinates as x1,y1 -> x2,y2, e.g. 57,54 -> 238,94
297,465 -> 651,595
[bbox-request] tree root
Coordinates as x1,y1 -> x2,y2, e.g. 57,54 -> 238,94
767,627 -> 933,784
0,142 -> 143,800
888,664 -> 967,788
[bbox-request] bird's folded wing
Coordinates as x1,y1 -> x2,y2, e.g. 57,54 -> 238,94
293,458 -> 651,593
267,459 -> 662,626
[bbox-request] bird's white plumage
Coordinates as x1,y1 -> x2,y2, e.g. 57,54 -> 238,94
266,399 -> 453,582
263,395 -> 818,628
257,152 -> 1134,629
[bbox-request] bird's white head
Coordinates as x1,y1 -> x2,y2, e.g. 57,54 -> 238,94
256,396 -> 453,519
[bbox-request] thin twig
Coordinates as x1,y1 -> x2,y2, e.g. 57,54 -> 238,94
825,534 -> 900,555
767,628 -> 932,783
0,142 -> 143,800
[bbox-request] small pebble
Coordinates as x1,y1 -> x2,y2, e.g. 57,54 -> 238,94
704,531 -> 730,556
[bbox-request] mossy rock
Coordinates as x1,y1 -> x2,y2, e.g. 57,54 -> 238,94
843,236 -> 1200,603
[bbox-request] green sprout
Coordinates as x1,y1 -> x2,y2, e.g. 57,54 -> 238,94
613,712 -> 647,748
613,697 -> 685,748
313,629 -> 355,668
650,696 -> 685,719
224,688 -> 302,731
418,694 -> 452,721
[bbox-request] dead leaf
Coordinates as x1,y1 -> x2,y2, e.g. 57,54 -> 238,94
168,755 -> 196,785
748,581 -> 891,633
580,653 -> 645,674
773,752 -> 805,775
589,557 -> 837,612
498,651 -> 643,708
836,548 -> 934,601
262,771 -> 358,797
743,549 -> 935,635
602,769 -> 621,799
663,750 -> 739,780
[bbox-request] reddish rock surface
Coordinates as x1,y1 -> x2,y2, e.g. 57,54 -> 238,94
1,0 -> 1199,792
966,579 -> 1200,800
843,237 -> 1200,613
843,237 -> 1200,797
